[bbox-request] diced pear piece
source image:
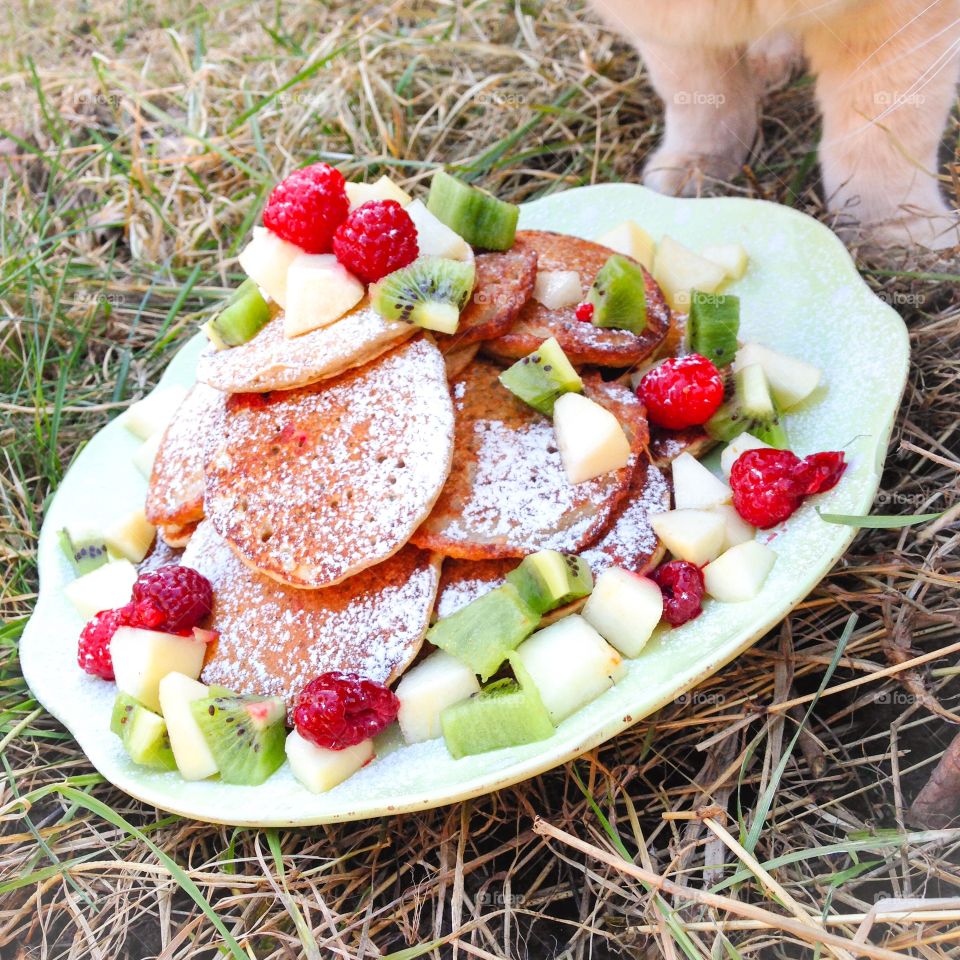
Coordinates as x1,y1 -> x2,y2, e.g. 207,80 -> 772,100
286,729 -> 374,793
132,431 -> 162,478
283,253 -> 364,338
396,650 -> 480,744
701,243 -> 749,281
711,504 -> 757,550
110,627 -> 207,712
720,432 -> 772,478
345,175 -> 412,211
158,672 -> 219,781
105,508 -> 156,563
64,559 -> 137,619
238,226 -> 302,308
582,568 -> 663,658
650,509 -> 726,565
672,452 -> 732,510
702,541 -> 776,602
553,393 -> 631,484
653,236 -> 727,312
532,270 -> 582,310
404,199 -> 472,261
734,343 -> 822,410
513,615 -> 626,724
596,220 -> 656,271
120,385 -> 188,440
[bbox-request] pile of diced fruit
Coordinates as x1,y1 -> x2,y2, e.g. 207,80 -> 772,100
59,163 -> 846,795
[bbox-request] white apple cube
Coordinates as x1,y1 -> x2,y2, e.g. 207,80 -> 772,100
653,236 -> 727,311
345,175 -> 412,211
533,270 -> 582,309
703,541 -> 776,602
650,509 -> 726,565
158,672 -> 219,781
64,559 -> 137,618
701,243 -> 749,281
513,615 -> 625,724
672,452 -> 732,510
711,504 -> 756,550
582,568 -> 663,658
396,650 -> 480,744
286,729 -> 374,793
238,226 -> 302,308
120,385 -> 188,440
105,508 -> 156,563
132,431 -> 162,478
283,253 -> 364,338
596,221 -> 656,271
720,432 -> 771,478
734,343 -> 822,410
553,393 -> 631,484
404,199 -> 472,261
111,627 -> 207,712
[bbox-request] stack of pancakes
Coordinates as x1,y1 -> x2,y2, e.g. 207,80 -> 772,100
145,230 -> 687,709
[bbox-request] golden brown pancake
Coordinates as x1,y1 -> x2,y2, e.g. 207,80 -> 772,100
183,521 -> 439,714
435,557 -> 514,620
411,362 -> 648,559
650,425 -> 716,467
196,299 -> 415,393
435,246 -> 538,354
483,230 -> 671,367
204,337 -> 455,588
145,382 -> 225,528
443,342 -> 480,379
159,521 -> 199,549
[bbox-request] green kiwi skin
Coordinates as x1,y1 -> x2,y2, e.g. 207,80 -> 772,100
687,290 -> 740,367
207,278 -> 271,347
587,255 -> 648,333
506,551 -> 593,616
111,693 -> 177,771
426,171 -> 518,251
498,338 -> 583,416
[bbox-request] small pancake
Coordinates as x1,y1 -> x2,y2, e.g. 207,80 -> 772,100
196,299 -> 415,393
483,230 -> 671,367
650,425 -> 716,467
159,521 -> 199,549
435,246 -> 538,354
412,362 -> 648,559
204,337 -> 455,588
145,382 -> 225,527
183,521 -> 439,714
443,342 -> 480,380
435,557 -> 514,619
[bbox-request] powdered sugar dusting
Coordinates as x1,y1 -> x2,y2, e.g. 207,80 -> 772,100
204,338 -> 454,587
183,521 -> 439,711
435,558 -> 512,619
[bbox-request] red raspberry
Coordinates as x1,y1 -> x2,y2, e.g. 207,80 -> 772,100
730,448 -> 806,528
77,606 -> 133,679
795,451 -> 846,496
294,672 -> 400,750
639,354 -> 724,430
575,302 -> 594,322
262,163 -> 349,254
332,200 -> 419,283
650,561 -> 704,626
130,565 -> 213,632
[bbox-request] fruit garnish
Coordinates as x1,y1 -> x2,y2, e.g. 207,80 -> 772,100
395,650 -> 480,745
283,253 -> 364,338
639,354 -> 724,430
532,270 -> 582,310
505,550 -> 593,616
158,673 -> 220,781
498,337 -> 583,416
332,199 -> 419,283
294,672 -> 400,751
286,729 -> 375,793
110,692 -> 177,771
582,568 -> 663,658
130,565 -> 213,632
369,256 -> 475,334
59,527 -> 109,575
426,170 -> 518,251
706,363 -> 788,448
587,254 -> 648,333
78,605 -> 133,679
650,560 -> 705,626
702,541 -> 776,603
553,392 -> 632,484
574,301 -> 594,322
796,451 -> 847,495
687,290 -> 740,367
111,627 -> 207,711
262,162 -> 349,254
652,235 -> 727,312
203,278 -> 271,349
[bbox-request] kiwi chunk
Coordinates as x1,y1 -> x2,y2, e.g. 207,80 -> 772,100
587,254 -> 647,333
203,278 -> 271,349
498,338 -> 583,416
706,363 -> 788,448
687,290 -> 740,367
189,694 -> 286,785
426,170 -> 518,251
506,550 -> 593,616
427,583 -> 539,681
111,692 -> 177,771
370,257 -> 475,334
59,527 -> 109,575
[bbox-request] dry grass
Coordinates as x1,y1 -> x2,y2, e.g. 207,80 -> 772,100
1,1 -> 959,957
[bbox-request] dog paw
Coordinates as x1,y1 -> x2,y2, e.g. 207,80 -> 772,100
859,210 -> 960,252
642,149 -> 745,197
747,31 -> 803,91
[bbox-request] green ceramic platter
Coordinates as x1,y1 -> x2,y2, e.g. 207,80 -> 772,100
20,184 -> 909,826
